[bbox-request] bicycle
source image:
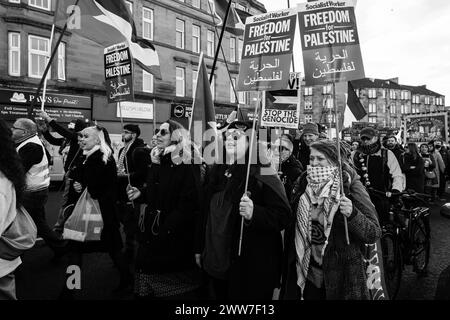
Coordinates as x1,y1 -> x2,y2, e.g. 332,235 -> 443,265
368,188 -> 431,300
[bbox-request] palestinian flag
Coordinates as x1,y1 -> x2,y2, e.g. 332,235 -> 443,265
55,0 -> 161,79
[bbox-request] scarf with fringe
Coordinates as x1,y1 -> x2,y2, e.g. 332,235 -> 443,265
295,165 -> 341,296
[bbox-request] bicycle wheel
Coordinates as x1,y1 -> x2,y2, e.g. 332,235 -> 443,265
412,216 -> 430,274
381,231 -> 402,300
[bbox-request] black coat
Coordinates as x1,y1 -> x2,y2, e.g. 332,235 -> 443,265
70,149 -> 122,253
439,148 -> 450,176
295,137 -> 311,169
280,155 -> 304,202
45,120 -> 83,172
198,164 -> 292,299
135,153 -> 201,273
401,154 -> 425,193
117,138 -> 151,201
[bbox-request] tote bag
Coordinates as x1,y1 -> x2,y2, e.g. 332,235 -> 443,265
0,206 -> 37,261
63,188 -> 103,242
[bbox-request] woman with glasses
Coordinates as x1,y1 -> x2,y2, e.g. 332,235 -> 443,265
195,121 -> 292,299
61,125 -> 132,298
0,119 -> 26,300
281,139 -> 381,300
271,134 -> 304,202
127,119 -> 203,299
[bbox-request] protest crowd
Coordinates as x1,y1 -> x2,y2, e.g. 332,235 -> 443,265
0,0 -> 448,304
2,111 -> 447,301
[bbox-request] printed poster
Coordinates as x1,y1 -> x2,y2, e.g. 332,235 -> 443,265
104,42 -> 134,103
262,93 -> 300,129
237,8 -> 297,91
298,0 -> 365,85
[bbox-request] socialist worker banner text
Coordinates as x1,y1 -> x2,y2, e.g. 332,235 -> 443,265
298,0 -> 365,85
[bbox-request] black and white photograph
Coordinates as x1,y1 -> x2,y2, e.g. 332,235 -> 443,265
0,0 -> 450,316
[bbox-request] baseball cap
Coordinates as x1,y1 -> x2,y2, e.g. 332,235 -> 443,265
360,127 -> 377,140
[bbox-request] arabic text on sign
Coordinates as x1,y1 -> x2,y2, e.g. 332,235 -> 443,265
244,71 -> 283,86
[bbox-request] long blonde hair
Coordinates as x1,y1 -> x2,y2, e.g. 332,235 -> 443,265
86,126 -> 112,164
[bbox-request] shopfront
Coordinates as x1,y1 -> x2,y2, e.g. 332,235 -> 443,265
0,87 -> 92,181
0,88 -> 91,123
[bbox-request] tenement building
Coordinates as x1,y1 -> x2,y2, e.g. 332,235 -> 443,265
0,0 -> 266,131
0,0 -> 265,179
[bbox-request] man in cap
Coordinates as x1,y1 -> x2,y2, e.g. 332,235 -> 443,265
117,124 -> 151,260
295,122 -> 320,168
353,127 -> 404,223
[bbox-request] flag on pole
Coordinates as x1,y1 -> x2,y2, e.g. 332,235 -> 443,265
347,81 -> 367,120
208,0 -> 245,34
342,93 -> 357,129
189,52 -> 217,149
55,0 -> 161,79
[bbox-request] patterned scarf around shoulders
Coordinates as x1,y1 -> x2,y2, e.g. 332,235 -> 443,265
295,165 -> 342,297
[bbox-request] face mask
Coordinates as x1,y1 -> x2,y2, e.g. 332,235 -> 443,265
358,139 -> 381,155
307,165 -> 337,184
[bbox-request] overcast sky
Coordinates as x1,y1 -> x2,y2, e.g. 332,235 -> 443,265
259,0 -> 450,102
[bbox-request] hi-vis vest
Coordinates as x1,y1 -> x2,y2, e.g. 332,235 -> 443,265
17,135 -> 50,191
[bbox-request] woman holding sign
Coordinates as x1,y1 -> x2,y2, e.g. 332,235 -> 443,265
195,121 -> 292,299
281,139 -> 381,300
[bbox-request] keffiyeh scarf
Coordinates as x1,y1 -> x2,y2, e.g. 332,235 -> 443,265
295,166 -> 342,296
117,141 -> 132,173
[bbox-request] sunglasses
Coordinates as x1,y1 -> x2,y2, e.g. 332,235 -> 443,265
360,136 -> 371,141
225,129 -> 246,139
155,128 -> 169,136
11,126 -> 26,132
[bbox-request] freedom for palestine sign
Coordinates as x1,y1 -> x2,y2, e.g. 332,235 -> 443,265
297,0 -> 365,85
104,42 -> 134,103
236,8 -> 297,91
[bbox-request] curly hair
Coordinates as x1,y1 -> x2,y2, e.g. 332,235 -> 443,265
0,119 -> 26,205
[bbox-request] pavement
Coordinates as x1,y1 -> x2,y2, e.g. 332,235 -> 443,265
13,183 -> 450,300
14,183 -> 133,300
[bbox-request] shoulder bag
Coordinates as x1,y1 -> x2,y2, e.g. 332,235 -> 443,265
0,206 -> 37,261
